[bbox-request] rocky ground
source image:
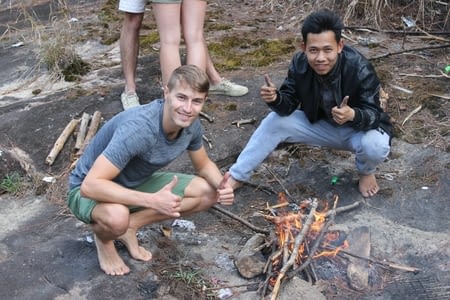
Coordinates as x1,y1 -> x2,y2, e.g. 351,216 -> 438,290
0,1 -> 449,299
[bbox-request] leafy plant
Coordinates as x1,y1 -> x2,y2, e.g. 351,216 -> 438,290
0,173 -> 25,195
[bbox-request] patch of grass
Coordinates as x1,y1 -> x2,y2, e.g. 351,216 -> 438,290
0,173 -> 27,196
208,35 -> 295,70
162,265 -> 216,299
40,36 -> 90,81
140,31 -> 160,49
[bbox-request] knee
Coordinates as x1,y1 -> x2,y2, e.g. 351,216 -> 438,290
185,177 -> 217,209
123,13 -> 143,31
361,133 -> 390,161
97,204 -> 130,236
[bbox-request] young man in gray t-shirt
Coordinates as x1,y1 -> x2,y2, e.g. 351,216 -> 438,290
67,65 -> 234,276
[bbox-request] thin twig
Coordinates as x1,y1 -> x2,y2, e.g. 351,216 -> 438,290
211,205 -> 269,234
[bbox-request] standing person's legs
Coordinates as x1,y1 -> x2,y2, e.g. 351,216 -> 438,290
119,0 -> 145,109
206,50 -> 249,97
152,1 -> 182,86
181,0 -> 207,71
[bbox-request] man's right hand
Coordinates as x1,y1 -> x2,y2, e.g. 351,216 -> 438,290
260,74 -> 277,103
151,175 -> 182,218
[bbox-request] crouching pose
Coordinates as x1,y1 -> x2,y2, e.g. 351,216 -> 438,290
67,65 -> 234,275
228,9 -> 392,197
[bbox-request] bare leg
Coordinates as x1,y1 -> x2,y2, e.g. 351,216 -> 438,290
181,0 -> 207,70
359,174 -> 379,197
118,228 -> 152,261
120,12 -> 143,93
91,203 -> 131,276
152,3 -> 182,86
205,51 -> 222,85
93,234 -> 130,276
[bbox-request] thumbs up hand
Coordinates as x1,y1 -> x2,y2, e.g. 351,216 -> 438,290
260,74 -> 277,103
216,172 -> 234,206
332,96 -> 354,125
150,175 -> 182,217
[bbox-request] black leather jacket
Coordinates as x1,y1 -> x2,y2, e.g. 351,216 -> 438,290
268,45 -> 392,138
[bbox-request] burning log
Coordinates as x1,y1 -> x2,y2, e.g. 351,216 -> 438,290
270,198 -> 318,300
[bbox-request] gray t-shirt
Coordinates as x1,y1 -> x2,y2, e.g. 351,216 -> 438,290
69,99 -> 203,189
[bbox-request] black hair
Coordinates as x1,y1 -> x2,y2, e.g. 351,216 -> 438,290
301,9 -> 344,43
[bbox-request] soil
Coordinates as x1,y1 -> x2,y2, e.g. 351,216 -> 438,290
0,1 -> 449,300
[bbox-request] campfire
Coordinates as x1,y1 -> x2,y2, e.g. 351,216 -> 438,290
261,193 -> 347,299
213,191 -> 420,299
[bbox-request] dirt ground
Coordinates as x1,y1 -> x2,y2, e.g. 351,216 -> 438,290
0,1 -> 449,299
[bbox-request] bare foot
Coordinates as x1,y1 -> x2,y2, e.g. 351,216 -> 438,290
118,229 -> 152,261
227,176 -> 243,190
94,234 -> 130,276
359,174 -> 379,197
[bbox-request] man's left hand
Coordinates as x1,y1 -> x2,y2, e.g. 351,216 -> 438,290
332,96 -> 354,125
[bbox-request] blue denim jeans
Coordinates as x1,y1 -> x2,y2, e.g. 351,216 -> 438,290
230,110 -> 391,182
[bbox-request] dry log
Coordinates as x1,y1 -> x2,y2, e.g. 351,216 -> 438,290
46,118 -> 80,165
76,110 -> 102,156
74,112 -> 90,150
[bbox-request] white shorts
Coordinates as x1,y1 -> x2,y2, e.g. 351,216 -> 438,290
119,0 -> 147,13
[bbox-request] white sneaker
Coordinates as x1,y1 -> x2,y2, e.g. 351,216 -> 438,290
121,91 -> 140,110
209,79 -> 249,97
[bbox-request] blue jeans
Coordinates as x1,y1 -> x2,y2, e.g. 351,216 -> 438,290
230,110 -> 391,182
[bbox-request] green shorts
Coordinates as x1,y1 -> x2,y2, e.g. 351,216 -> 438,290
67,172 -> 194,224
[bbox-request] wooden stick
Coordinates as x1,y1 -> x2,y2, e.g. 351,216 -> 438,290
200,111 -> 214,123
325,246 -> 421,273
211,205 -> 269,234
288,196 -> 339,277
74,112 -> 90,150
270,198 -> 318,300
46,118 -> 80,165
76,110 -> 102,156
325,200 -> 361,217
370,43 -> 450,60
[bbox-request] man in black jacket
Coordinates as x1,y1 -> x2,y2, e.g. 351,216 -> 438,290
228,9 -> 392,197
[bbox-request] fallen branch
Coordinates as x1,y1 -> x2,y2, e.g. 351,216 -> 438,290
211,205 -> 269,234
74,112 -> 90,150
202,134 -> 213,149
200,111 -> 214,123
402,105 -> 422,126
263,165 -> 293,199
76,110 -> 102,156
370,43 -> 450,60
325,200 -> 361,217
325,246 -> 421,274
46,118 -> 80,165
231,117 -> 257,128
428,93 -> 450,100
344,26 -> 450,36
